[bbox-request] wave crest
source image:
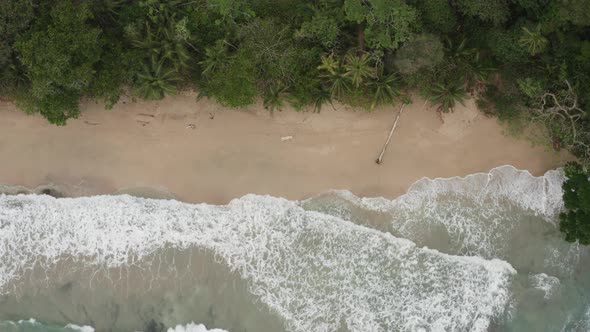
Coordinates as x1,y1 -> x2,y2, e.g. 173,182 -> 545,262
0,194 -> 515,332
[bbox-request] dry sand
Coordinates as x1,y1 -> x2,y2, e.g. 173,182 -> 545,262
0,92 -> 571,203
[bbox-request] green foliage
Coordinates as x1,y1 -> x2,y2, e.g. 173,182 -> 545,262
519,25 -> 548,56
126,0 -> 194,72
202,50 -> 257,107
560,162 -> 590,245
318,53 -> 351,98
296,14 -> 340,48
456,0 -> 510,26
206,0 -> 255,24
343,53 -> 375,88
394,34 -> 444,75
369,71 -> 399,110
487,29 -> 530,64
424,80 -> 467,113
418,0 -> 457,33
343,0 -> 418,50
134,59 -> 180,100
555,0 -> 590,27
0,0 -> 34,92
517,78 -> 543,99
16,1 -> 102,124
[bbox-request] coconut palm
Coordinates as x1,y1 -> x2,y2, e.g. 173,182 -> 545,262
130,18 -> 191,72
343,52 -> 375,88
369,72 -> 400,111
318,53 -> 350,98
134,58 -> 180,100
200,40 -> 229,77
464,52 -> 496,93
311,86 -> 334,113
444,37 -> 475,63
425,80 -> 467,113
263,84 -> 286,113
519,25 -> 548,56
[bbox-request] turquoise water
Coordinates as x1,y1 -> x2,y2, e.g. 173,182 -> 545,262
0,166 -> 588,332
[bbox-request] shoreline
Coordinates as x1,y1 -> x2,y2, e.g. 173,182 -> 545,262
0,92 -> 572,204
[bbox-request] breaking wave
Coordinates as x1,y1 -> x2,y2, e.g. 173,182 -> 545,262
0,165 -> 588,331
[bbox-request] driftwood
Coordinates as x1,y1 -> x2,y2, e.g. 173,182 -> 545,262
375,104 -> 406,164
533,80 -> 590,164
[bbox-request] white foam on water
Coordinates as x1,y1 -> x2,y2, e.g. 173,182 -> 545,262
167,322 -> 228,332
0,194 -> 516,332
357,165 -> 565,219
64,324 -> 95,332
300,165 -> 590,331
529,273 -> 561,299
312,166 -> 578,269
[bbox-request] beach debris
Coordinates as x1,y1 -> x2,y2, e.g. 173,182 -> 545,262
138,113 -> 156,118
208,112 -> 215,120
84,121 -> 100,126
281,135 -> 294,142
376,104 -> 406,165
137,120 -> 150,126
186,123 -> 196,129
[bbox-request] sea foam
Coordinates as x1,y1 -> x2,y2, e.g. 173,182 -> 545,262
0,193 -> 515,332
167,322 -> 228,332
303,166 -> 579,275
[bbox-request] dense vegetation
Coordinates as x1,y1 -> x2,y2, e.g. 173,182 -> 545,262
560,162 -> 590,245
1,0 -> 589,243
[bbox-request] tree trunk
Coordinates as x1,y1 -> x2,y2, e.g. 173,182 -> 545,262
357,24 -> 365,52
375,104 -> 406,165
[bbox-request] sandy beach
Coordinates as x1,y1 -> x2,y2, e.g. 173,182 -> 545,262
0,92 -> 571,203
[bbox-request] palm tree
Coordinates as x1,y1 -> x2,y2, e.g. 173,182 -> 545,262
310,86 -> 334,113
343,52 -> 375,88
425,80 -> 467,113
444,37 -> 475,63
263,84 -> 286,113
199,40 -> 229,77
130,20 -> 191,72
465,52 -> 496,94
519,25 -> 548,56
369,72 -> 400,111
135,59 -> 180,100
318,54 -> 350,98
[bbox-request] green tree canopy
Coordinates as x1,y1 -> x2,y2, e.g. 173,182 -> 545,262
560,162 -> 590,245
456,0 -> 510,26
343,0 -> 418,50
16,1 -> 103,124
393,34 -> 444,75
0,0 -> 34,92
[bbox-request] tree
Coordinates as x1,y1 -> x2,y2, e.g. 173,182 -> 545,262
418,0 -> 457,34
296,12 -> 341,49
393,34 -> 444,75
343,52 -> 375,88
560,162 -> 590,245
369,71 -> 399,110
134,58 -> 180,100
519,25 -> 548,56
318,53 -> 351,99
532,81 -> 590,164
424,80 -> 467,113
456,0 -> 510,26
16,1 -> 103,125
201,49 -> 257,107
343,0 -> 418,50
0,0 -> 34,93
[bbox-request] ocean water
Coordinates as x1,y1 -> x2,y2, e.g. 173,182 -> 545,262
0,166 -> 588,332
